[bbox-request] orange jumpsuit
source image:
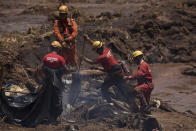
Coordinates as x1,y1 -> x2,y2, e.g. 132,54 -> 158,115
54,18 -> 78,67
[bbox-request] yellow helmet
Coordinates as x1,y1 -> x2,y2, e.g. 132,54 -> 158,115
51,41 -> 62,48
92,41 -> 103,50
59,5 -> 68,14
133,50 -> 143,58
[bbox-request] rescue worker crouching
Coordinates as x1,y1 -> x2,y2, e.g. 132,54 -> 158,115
54,5 -> 79,68
126,50 -> 154,113
83,35 -> 129,103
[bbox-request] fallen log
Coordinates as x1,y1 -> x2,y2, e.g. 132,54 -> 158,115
76,69 -> 104,79
111,98 -> 130,111
26,67 -> 105,81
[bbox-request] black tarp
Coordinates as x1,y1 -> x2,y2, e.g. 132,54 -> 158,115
0,66 -> 65,127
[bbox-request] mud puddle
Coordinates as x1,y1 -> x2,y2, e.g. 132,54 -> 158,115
151,63 -> 196,113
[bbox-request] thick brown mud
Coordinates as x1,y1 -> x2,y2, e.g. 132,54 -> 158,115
151,63 -> 196,113
0,15 -> 48,33
0,0 -> 196,130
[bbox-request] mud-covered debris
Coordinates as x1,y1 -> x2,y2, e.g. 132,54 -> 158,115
111,98 -> 130,111
182,65 -> 196,76
0,0 -> 196,130
62,69 -> 104,81
184,0 -> 196,7
66,100 -> 162,130
4,84 -> 30,96
21,5 -> 54,15
96,12 -> 113,19
65,124 -> 79,131
84,103 -> 118,120
159,102 -> 177,112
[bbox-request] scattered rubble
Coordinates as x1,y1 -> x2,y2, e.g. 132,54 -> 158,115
182,64 -> 196,76
0,0 -> 196,130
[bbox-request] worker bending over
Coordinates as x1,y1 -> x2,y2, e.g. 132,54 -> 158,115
41,41 -> 68,124
127,50 -> 154,113
83,35 -> 130,103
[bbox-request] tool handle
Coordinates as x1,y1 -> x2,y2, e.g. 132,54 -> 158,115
121,61 -> 130,74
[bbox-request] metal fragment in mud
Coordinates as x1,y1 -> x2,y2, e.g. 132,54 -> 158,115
65,124 -> 79,131
67,120 -> 76,123
113,111 -> 118,115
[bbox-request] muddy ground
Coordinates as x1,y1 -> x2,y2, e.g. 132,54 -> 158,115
0,0 -> 196,130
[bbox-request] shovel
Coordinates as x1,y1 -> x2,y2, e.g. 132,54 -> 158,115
68,34 -> 86,105
68,71 -> 81,105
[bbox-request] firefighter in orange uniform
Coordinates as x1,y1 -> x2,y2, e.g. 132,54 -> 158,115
54,5 -> 78,68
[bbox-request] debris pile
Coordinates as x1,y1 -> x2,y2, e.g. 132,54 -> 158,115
0,0 -> 196,130
82,0 -> 196,63
63,82 -> 163,131
182,64 -> 196,76
66,102 -> 162,131
3,84 -> 30,97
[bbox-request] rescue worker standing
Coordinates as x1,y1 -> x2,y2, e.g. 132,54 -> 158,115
127,51 -> 154,113
42,41 -> 66,70
54,5 -> 78,68
40,41 -> 67,124
0,42 -> 68,127
83,35 -> 129,103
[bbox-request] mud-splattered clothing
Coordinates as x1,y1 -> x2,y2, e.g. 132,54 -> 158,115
93,46 -> 118,72
131,60 -> 152,84
131,60 -> 154,104
54,18 -> 78,66
54,18 -> 77,42
93,46 -> 128,103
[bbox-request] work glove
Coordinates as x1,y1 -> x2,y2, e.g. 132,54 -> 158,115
128,75 -> 134,79
62,41 -> 67,47
62,41 -> 71,48
124,75 -> 133,80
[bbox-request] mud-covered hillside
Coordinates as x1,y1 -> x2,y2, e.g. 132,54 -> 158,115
74,0 -> 196,63
0,0 -> 196,84
0,0 -> 196,131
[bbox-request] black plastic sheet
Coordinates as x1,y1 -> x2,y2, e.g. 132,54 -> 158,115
0,66 -> 64,127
